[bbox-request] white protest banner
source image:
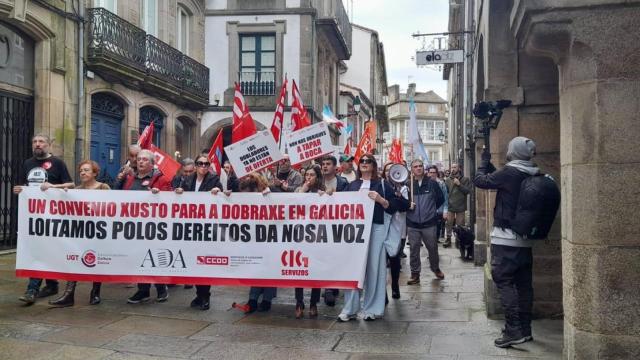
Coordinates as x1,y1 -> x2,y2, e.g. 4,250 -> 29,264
224,130 -> 283,178
16,187 -> 374,288
285,121 -> 334,165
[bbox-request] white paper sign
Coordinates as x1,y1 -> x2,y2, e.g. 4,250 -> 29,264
16,187 -> 375,288
285,122 -> 335,165
224,130 -> 283,178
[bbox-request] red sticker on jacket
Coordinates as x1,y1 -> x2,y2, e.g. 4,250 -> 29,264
42,161 -> 52,170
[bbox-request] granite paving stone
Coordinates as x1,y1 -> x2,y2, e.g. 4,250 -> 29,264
103,333 -> 209,358
42,326 -> 125,347
334,333 -> 431,354
0,245 -> 563,359
103,315 -> 209,337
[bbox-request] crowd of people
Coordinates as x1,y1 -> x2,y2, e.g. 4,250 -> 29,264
12,134 -> 472,322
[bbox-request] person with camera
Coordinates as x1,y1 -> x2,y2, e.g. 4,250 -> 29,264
474,136 -> 539,348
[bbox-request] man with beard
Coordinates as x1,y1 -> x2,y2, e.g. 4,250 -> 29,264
13,134 -> 74,305
269,155 -> 303,192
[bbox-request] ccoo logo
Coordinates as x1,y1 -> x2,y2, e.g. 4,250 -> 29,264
281,250 -> 309,268
82,250 -> 97,267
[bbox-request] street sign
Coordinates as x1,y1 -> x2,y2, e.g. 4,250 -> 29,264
416,49 -> 464,65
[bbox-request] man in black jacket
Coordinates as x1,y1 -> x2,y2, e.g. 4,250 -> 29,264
406,159 -> 445,284
474,136 -> 539,348
319,155 -> 349,306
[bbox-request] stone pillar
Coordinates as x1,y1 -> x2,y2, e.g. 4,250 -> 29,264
519,4 -> 640,358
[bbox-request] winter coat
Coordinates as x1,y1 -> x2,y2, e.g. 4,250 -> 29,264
406,178 -> 445,228
445,175 -> 471,212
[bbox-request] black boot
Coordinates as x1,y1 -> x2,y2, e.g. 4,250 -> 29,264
89,283 -> 101,305
49,281 -> 76,307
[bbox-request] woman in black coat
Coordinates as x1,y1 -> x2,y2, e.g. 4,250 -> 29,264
175,154 -> 223,310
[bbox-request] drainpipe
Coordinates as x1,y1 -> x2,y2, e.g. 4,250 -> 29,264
74,1 -> 85,180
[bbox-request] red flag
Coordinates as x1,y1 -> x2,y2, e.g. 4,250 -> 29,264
388,138 -> 404,164
137,121 -> 155,150
353,120 -> 377,165
149,144 -> 181,185
291,79 -> 311,131
232,83 -> 257,143
270,75 -> 288,143
207,130 -> 224,175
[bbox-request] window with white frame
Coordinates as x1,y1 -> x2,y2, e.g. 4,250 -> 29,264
95,0 -> 117,13
428,104 -> 439,114
429,150 -> 440,162
141,0 -> 157,36
404,120 -> 446,141
177,5 -> 190,54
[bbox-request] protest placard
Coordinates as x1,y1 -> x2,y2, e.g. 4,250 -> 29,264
224,130 -> 283,178
285,122 -> 334,165
16,187 -> 375,288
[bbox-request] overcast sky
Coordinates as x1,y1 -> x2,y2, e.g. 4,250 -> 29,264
348,0 -> 450,98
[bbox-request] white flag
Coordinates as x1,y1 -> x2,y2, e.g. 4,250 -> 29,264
408,99 -> 430,164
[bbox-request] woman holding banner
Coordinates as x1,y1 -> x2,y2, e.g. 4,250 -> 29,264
240,173 -> 277,313
175,154 -> 223,310
337,154 -> 408,322
292,165 -> 325,318
49,160 -> 109,307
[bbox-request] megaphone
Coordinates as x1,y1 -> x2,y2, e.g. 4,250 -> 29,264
389,164 -> 409,184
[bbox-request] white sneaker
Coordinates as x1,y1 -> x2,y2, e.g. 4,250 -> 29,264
362,313 -> 376,321
337,313 -> 355,322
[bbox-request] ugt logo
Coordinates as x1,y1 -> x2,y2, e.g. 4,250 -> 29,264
281,250 -> 309,268
141,249 -> 186,268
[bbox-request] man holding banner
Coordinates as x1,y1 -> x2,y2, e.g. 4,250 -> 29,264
269,155 -> 303,192
13,134 -> 74,305
114,149 -> 173,304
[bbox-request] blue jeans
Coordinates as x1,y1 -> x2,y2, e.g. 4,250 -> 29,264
27,278 -> 58,292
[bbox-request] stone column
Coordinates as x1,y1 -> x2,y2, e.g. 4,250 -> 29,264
518,4 -> 640,358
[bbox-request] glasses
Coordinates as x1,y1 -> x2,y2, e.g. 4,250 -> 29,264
359,158 -> 374,164
195,161 -> 210,167
428,171 -> 438,174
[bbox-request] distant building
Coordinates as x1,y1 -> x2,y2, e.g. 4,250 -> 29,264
202,0 -> 352,150
384,84 -> 448,167
339,24 -> 388,155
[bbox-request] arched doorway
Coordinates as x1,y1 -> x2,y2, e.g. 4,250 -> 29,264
0,21 -> 35,249
90,92 -> 124,180
139,105 -> 165,148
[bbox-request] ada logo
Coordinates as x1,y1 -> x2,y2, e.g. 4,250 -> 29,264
281,250 -> 309,268
141,249 -> 186,268
82,250 -> 97,267
197,256 -> 229,265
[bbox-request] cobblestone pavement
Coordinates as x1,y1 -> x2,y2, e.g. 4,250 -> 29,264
0,245 -> 562,359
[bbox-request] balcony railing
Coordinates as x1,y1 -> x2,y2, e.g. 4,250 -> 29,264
311,0 -> 352,60
87,8 -> 210,108
238,71 -> 276,96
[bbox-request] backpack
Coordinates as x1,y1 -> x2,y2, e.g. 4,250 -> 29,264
511,173 -> 560,239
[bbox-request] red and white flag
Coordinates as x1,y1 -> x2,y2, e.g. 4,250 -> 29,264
270,75 -> 288,143
207,130 -> 224,175
343,137 -> 352,155
137,121 -> 155,150
232,83 -> 257,143
353,120 -> 377,165
291,79 -> 311,131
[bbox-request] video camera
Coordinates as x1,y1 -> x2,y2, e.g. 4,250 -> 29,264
472,100 -> 511,129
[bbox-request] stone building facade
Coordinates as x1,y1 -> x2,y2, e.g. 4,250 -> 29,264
384,84 -> 448,166
0,0 -> 209,248
446,0 -> 640,358
202,0 -> 351,150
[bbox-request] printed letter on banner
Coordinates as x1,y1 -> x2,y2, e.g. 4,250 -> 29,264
225,130 -> 283,178
285,122 -> 334,165
16,187 -> 374,289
